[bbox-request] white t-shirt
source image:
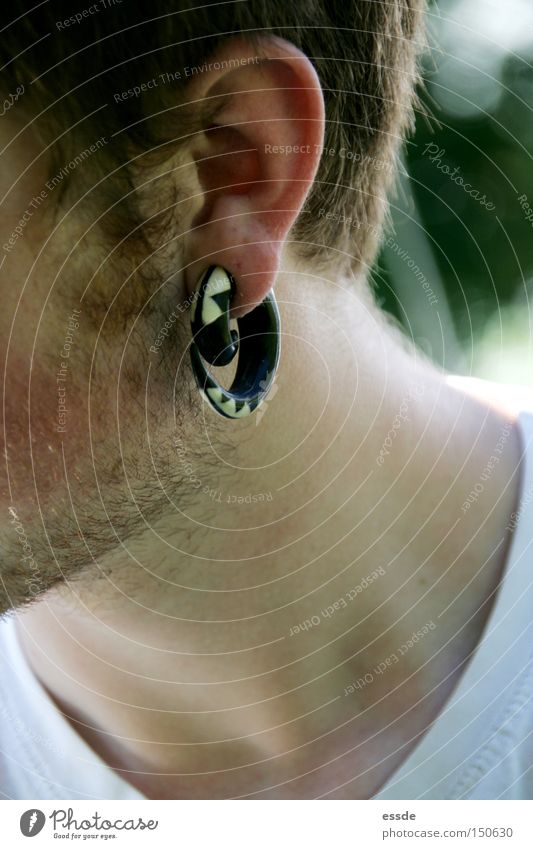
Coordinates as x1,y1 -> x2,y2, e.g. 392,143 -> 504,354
2,406 -> 533,800
375,407 -> 533,800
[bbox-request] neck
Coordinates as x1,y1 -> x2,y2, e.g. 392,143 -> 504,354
16,270 -> 523,798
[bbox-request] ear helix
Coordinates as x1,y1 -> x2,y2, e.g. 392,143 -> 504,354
189,265 -> 280,419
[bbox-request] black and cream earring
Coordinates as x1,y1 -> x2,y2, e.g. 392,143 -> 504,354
189,265 -> 280,419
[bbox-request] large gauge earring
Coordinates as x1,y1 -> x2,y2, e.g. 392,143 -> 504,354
189,265 -> 280,419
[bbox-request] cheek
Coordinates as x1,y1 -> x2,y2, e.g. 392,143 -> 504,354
0,269 -> 183,521
1,347 -> 92,509
1,331 -> 157,513
0,273 -> 88,499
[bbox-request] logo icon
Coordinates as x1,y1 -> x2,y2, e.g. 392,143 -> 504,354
20,809 -> 46,837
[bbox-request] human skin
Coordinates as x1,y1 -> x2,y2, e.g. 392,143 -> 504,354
0,37 -> 523,798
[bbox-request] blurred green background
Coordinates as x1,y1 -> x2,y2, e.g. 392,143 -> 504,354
375,0 -> 533,384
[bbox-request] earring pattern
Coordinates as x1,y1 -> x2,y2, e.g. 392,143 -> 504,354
189,265 -> 280,419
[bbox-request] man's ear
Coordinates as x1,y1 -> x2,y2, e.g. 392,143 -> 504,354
183,36 -> 325,318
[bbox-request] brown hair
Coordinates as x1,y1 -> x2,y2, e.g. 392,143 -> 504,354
1,0 -> 425,274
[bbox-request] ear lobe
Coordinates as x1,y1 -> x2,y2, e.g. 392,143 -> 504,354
183,36 -> 325,318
